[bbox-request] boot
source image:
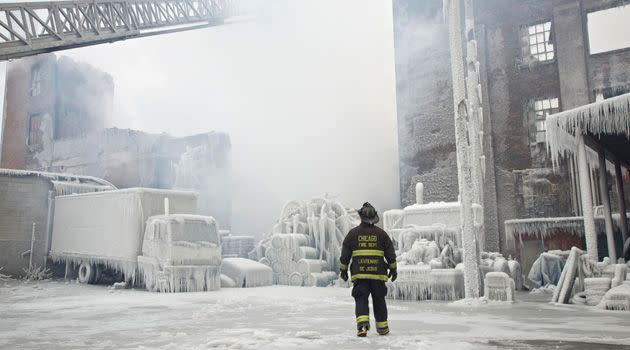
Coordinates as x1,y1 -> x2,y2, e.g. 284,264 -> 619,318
357,322 -> 369,337
376,321 -> 389,335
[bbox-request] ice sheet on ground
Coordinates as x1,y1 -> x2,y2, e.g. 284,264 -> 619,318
2,281 -> 630,349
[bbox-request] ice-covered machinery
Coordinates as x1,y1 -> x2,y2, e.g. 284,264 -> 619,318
384,183 -> 483,249
50,188 -> 221,292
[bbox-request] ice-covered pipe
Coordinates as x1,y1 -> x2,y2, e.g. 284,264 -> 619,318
416,182 -> 424,205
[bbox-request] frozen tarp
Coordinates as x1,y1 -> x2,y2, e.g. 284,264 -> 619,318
220,258 -> 273,288
528,252 -> 565,289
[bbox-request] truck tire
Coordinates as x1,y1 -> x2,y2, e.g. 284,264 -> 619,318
78,263 -> 96,284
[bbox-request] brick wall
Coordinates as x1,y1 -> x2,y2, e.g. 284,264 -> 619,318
0,174 -> 51,276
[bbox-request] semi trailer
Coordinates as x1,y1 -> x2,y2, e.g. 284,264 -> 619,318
49,188 -> 221,292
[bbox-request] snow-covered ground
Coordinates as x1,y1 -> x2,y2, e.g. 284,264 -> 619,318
1,280 -> 630,349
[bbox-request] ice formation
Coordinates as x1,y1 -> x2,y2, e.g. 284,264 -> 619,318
220,258 -> 273,288
546,92 -> 630,166
597,282 -> 630,311
139,263 -> 220,293
386,266 -> 465,301
221,235 -> 256,258
483,272 -> 515,302
251,197 -> 357,287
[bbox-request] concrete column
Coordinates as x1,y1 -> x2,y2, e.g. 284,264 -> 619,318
598,149 -> 616,262
577,134 -> 598,261
614,160 -> 629,243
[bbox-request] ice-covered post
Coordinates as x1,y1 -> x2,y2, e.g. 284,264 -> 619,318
444,0 -> 480,298
576,134 -> 598,261
614,159 -> 629,244
597,148 -> 617,262
463,0 -> 484,207
164,197 -> 170,216
416,182 -> 424,205
463,0 -> 486,252
29,223 -> 36,269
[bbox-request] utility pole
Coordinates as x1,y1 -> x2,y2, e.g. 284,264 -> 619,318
444,0 -> 480,298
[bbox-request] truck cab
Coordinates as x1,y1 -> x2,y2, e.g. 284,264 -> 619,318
138,214 -> 221,292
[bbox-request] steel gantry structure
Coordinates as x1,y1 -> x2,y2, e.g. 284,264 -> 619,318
0,0 -> 235,60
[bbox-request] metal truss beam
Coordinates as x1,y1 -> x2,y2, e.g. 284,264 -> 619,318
0,0 -> 234,60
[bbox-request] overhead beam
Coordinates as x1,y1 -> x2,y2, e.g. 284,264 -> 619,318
0,0 -> 234,61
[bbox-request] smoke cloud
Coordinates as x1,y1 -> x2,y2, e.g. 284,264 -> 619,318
3,1 -> 400,236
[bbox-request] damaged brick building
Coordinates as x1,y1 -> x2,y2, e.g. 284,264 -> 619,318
0,53 -> 232,229
393,0 -> 630,267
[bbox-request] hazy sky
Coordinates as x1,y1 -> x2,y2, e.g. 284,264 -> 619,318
0,0 -> 401,236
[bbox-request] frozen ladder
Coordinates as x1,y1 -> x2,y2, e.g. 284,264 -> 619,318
0,0 -> 237,60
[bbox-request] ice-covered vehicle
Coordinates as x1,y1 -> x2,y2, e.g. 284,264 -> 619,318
49,188 -> 221,292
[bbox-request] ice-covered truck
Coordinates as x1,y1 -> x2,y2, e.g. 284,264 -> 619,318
49,188 -> 221,292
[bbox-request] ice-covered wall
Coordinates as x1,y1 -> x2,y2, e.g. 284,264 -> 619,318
392,0 -> 458,207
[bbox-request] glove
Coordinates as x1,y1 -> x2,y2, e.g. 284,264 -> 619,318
388,269 -> 397,282
340,270 -> 348,282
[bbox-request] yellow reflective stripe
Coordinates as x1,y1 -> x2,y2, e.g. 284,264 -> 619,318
352,250 -> 384,257
389,262 -> 397,269
356,315 -> 369,322
351,274 -> 389,282
339,263 -> 348,270
376,321 -> 388,328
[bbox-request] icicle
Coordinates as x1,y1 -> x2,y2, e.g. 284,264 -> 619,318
547,92 -> 630,167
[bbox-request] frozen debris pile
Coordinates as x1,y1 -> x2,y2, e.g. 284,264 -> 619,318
22,266 -> 52,281
484,272 -> 515,302
0,267 -> 13,281
221,236 -> 256,258
220,258 -> 273,288
252,197 -> 359,287
597,282 -> 630,311
548,246 -> 630,311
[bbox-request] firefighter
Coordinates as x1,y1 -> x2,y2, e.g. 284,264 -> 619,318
340,202 -> 397,337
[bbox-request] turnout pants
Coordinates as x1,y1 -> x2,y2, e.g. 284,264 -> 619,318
352,279 -> 388,332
